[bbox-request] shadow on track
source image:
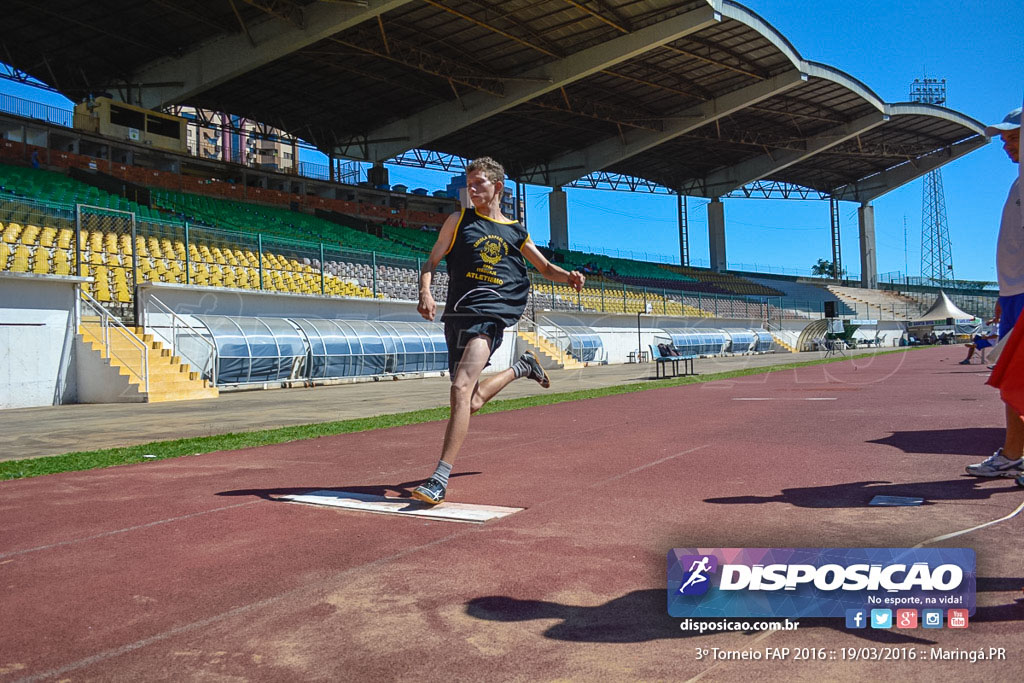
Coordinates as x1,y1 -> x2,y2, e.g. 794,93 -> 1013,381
215,472 -> 482,501
466,578 -> 1024,644
867,428 -> 1003,456
704,478 -> 1019,508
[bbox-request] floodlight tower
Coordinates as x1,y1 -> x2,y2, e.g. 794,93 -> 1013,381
911,78 -> 955,285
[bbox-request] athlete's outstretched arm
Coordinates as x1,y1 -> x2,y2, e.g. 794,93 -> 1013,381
521,238 -> 585,292
418,211 -> 460,321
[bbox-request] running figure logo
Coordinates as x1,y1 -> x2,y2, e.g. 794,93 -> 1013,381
677,554 -> 718,595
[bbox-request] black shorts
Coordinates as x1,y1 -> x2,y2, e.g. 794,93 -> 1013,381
444,316 -> 505,379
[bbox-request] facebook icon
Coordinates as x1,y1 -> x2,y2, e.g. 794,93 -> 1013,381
845,609 -> 867,629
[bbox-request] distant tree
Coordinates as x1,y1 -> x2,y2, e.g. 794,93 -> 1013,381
811,258 -> 839,278
956,280 -> 994,292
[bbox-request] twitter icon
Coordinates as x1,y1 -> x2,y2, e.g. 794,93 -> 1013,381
870,609 -> 893,629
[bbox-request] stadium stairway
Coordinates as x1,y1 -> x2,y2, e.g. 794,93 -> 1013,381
768,330 -> 799,353
516,330 -> 585,370
78,317 -> 218,403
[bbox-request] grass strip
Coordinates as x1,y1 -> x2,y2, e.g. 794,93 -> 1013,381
1,348 -> 913,481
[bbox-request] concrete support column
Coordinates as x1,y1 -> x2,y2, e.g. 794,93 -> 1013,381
549,186 -> 569,250
367,162 -> 389,189
707,197 -> 726,272
858,202 -> 877,289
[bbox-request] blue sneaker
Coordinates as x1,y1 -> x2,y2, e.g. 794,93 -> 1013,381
411,478 -> 446,505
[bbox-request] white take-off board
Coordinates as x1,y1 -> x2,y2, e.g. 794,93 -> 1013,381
281,489 -> 523,524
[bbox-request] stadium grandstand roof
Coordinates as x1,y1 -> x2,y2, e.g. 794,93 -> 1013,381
2,0 -> 988,202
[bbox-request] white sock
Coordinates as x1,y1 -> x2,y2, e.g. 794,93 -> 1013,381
431,460 -> 453,487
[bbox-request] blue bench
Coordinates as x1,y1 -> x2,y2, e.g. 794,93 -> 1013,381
649,345 -> 696,379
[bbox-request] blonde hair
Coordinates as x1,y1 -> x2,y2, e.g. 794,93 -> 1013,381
466,157 -> 504,185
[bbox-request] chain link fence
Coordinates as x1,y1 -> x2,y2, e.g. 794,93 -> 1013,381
8,195 -> 953,325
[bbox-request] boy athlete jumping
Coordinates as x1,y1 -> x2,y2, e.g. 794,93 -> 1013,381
412,157 -> 585,504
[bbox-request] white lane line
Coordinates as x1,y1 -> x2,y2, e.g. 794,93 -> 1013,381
588,444 -> 710,488
914,498 -> 1024,547
731,397 -> 837,401
0,501 -> 260,560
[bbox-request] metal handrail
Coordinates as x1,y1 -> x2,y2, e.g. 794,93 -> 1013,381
538,316 -> 574,366
145,295 -> 219,385
79,290 -> 149,393
516,318 -> 560,365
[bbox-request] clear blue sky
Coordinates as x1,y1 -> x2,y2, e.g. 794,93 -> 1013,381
2,0 -> 1020,281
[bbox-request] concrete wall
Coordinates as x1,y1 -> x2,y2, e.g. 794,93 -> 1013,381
0,273 -> 86,408
75,336 -> 145,403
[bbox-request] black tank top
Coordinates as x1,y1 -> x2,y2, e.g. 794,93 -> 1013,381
442,208 -> 531,326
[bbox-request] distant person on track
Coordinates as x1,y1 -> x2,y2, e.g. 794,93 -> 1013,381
412,157 -> 585,504
966,107 -> 1024,478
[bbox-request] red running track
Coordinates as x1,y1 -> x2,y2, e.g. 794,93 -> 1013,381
1,348 -> 1022,682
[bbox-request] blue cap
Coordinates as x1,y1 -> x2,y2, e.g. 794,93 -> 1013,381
985,107 -> 1021,137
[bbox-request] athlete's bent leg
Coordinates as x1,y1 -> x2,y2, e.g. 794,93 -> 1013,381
470,368 -> 516,413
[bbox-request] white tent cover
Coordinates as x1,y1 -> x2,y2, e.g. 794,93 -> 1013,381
912,290 -> 978,324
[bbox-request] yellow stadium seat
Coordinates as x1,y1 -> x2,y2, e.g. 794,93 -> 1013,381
53,249 -> 71,276
113,269 -> 130,301
31,248 -> 50,274
3,222 -> 22,243
11,245 -> 31,272
0,243 -> 10,270
93,266 -> 111,301
39,227 -> 56,248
